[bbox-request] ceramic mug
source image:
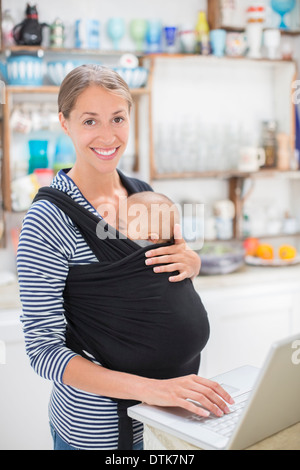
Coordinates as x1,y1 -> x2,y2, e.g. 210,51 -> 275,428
210,29 -> 227,57
238,147 -> 266,172
263,28 -> 281,60
226,32 -> 247,57
179,30 -> 197,53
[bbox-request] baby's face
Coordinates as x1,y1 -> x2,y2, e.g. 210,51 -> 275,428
117,201 -> 176,243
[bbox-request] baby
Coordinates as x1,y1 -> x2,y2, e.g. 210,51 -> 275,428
117,191 -> 180,246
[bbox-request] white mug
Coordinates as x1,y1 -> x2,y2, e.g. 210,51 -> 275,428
238,147 -> 266,172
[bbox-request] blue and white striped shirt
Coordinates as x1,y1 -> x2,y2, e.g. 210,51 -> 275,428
17,169 -> 143,449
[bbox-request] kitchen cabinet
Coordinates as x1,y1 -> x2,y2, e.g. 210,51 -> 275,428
0,308 -> 53,450
195,266 -> 300,378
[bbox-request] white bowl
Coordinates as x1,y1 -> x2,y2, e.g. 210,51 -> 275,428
47,60 -> 84,86
113,66 -> 148,88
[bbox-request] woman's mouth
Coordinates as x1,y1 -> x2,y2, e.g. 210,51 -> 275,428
91,147 -> 120,160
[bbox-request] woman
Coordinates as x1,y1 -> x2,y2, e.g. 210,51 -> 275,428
17,65 -> 233,451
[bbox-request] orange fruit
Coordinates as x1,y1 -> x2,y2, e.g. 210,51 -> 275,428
256,244 -> 274,260
243,237 -> 260,256
279,245 -> 297,260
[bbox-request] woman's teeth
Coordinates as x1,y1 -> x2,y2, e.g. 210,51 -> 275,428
93,148 -> 117,156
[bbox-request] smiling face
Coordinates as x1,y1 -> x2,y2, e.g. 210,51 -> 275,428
59,85 -> 130,175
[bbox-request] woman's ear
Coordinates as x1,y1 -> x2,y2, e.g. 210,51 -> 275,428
59,112 -> 70,136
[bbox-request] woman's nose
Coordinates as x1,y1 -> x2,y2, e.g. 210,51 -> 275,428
98,123 -> 116,145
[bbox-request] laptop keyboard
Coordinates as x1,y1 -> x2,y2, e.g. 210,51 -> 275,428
189,392 -> 251,438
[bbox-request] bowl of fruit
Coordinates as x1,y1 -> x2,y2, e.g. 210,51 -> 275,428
244,238 -> 300,266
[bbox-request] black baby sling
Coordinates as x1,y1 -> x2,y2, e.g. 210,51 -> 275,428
33,170 -> 210,450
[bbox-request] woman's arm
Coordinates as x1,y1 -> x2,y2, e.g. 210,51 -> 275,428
145,224 -> 201,282
63,355 -> 234,418
17,201 -> 79,381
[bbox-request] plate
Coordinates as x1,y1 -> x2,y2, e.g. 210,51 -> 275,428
245,255 -> 300,267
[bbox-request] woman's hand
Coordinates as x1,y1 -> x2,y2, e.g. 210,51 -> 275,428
145,224 -> 201,282
142,374 -> 235,418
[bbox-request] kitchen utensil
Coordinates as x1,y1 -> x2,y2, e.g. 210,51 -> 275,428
129,19 -> 147,52
75,19 -> 100,49
47,60 -> 83,86
0,54 -> 44,86
238,147 -> 266,172
210,29 -> 227,57
271,0 -> 296,29
263,29 -> 281,59
106,18 -> 125,50
13,4 -> 48,46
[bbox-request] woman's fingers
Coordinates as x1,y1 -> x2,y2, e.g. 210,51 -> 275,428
144,375 -> 234,418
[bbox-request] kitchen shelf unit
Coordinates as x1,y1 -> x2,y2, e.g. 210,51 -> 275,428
145,53 -> 299,239
207,0 -> 300,36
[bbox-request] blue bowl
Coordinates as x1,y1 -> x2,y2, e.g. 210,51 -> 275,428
113,67 -> 148,88
3,55 -> 44,86
47,60 -> 85,86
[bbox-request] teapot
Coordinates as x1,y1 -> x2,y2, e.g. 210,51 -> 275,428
13,3 -> 48,46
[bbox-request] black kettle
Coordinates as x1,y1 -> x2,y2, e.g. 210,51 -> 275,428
13,3 -> 48,46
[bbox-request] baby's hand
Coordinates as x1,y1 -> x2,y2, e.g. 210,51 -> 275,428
145,224 -> 201,282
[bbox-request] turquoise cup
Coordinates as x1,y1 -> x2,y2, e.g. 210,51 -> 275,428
210,29 -> 227,57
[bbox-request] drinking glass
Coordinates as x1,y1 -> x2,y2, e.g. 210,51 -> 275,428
146,20 -> 162,53
271,0 -> 296,29
107,18 -> 125,50
130,19 -> 147,52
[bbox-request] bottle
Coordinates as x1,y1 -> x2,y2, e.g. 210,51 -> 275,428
195,11 -> 210,55
261,120 -> 277,168
2,9 -> 15,47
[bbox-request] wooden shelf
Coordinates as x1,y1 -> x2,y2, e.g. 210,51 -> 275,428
6,85 -> 150,96
152,169 -> 300,181
3,45 -> 145,57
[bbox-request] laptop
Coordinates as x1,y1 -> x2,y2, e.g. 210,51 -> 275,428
128,334 -> 300,450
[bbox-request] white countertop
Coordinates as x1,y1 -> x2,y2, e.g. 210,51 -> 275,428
1,263 -> 300,312
194,263 -> 300,292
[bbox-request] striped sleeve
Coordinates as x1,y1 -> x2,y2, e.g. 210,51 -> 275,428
17,200 -> 79,383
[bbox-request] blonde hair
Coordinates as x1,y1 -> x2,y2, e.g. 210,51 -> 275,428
58,64 -> 133,118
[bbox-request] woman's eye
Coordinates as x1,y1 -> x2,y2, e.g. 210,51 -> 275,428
84,119 -> 96,126
113,117 -> 124,124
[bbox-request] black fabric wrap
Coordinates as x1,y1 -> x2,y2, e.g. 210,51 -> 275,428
33,170 -> 210,450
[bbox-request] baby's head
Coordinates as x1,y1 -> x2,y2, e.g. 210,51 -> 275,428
117,191 -> 180,244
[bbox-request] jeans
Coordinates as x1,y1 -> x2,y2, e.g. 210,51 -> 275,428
50,424 -> 143,450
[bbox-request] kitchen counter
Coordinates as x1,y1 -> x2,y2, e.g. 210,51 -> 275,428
1,263 -> 300,312
143,422 -> 300,450
194,263 -> 300,293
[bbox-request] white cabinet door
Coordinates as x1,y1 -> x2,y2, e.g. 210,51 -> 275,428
199,286 -> 294,378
